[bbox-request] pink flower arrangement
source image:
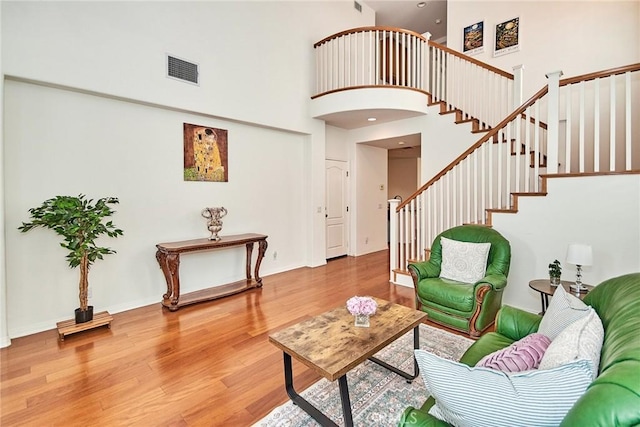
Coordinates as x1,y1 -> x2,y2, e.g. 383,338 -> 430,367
346,296 -> 378,316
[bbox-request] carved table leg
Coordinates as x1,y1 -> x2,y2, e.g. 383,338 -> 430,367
254,239 -> 268,287
156,250 -> 181,311
245,242 -> 254,281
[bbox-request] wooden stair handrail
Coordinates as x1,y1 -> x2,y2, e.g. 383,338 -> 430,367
314,26 -> 427,48
560,63 -> 640,86
428,41 -> 514,80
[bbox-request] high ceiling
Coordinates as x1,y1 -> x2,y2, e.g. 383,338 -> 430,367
364,0 -> 448,41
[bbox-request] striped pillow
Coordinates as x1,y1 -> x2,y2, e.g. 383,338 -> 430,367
538,284 -> 591,340
476,333 -> 551,372
415,350 -> 593,427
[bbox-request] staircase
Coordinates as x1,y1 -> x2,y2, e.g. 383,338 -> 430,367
309,26 -> 640,285
390,61 -> 640,285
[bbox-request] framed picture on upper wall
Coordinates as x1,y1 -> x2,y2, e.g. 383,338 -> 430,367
463,21 -> 484,56
494,17 -> 520,57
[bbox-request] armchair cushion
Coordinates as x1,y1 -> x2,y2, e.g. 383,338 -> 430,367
415,349 -> 593,427
439,237 -> 491,283
419,278 -> 475,312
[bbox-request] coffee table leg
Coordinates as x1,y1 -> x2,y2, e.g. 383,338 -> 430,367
369,326 -> 420,382
338,375 -> 354,427
282,353 -> 339,427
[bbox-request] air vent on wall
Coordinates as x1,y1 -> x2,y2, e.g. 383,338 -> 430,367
167,55 -> 199,85
354,1 -> 362,12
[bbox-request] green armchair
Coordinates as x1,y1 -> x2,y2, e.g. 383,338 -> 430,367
408,225 -> 511,338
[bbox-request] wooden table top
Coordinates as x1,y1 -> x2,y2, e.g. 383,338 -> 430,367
156,233 -> 268,253
269,297 -> 427,381
529,279 -> 594,296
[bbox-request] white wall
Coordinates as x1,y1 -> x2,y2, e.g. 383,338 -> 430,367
2,1 -> 374,133
493,174 -> 640,313
326,125 -> 350,161
448,1 -> 640,99
354,144 -> 388,255
0,4 -> 9,348
388,158 -> 418,201
4,80 -> 311,337
1,1 -> 376,339
421,106 -> 479,180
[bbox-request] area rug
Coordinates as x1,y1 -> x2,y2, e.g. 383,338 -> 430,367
253,324 -> 473,427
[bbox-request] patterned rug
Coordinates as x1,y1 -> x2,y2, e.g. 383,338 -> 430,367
253,324 -> 473,427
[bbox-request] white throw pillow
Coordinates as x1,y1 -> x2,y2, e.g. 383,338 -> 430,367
439,237 -> 491,283
415,349 -> 593,427
538,284 -> 591,340
539,308 -> 604,380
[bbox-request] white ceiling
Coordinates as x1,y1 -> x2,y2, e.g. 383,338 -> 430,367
364,0 -> 448,41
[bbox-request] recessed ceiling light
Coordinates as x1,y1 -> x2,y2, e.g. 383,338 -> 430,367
367,117 -> 377,122
417,2 -> 427,8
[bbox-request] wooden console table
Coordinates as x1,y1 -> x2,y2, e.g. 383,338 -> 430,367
156,233 -> 268,311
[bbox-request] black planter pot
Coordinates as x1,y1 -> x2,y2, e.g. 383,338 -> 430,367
75,306 -> 94,324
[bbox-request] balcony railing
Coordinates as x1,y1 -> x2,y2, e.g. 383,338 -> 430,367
312,26 -> 429,98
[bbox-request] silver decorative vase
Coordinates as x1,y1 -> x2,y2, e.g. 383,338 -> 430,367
201,207 -> 228,241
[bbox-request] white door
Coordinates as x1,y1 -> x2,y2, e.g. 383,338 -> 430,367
326,160 -> 349,259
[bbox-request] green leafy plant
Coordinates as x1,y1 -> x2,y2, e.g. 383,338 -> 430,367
548,259 -> 562,278
18,195 -> 124,313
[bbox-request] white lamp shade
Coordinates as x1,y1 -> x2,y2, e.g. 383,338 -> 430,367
566,244 -> 593,266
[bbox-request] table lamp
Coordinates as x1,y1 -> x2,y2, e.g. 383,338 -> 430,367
566,243 -> 593,292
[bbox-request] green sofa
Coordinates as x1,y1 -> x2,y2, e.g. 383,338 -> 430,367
408,225 -> 511,338
398,272 -> 640,427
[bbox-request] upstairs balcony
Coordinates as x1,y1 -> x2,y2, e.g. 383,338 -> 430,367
310,26 -> 517,130
310,26 -> 431,128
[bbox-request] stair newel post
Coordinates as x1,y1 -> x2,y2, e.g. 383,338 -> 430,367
422,32 -> 431,95
545,70 -> 564,174
388,199 -> 400,283
512,64 -> 524,109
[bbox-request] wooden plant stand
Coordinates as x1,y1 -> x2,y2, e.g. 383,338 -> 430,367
56,311 -> 113,341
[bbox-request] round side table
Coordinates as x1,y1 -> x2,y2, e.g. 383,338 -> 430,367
528,279 -> 594,314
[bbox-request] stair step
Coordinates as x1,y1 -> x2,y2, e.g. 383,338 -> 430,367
486,208 -> 518,214
511,192 -> 547,197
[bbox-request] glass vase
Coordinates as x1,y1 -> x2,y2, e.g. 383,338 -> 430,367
354,314 -> 370,327
550,276 -> 561,286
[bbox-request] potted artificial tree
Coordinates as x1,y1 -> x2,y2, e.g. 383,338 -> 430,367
19,195 -> 123,324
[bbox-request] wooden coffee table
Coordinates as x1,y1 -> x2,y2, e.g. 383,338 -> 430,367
269,298 -> 427,427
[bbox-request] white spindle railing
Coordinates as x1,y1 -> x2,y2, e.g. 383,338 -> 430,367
549,64 -> 640,174
428,42 -> 516,129
313,27 -> 429,97
390,63 -> 639,283
390,86 -> 551,280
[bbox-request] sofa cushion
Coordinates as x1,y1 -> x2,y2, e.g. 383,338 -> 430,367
415,349 -> 593,427
538,284 -> 591,340
539,308 -> 604,379
476,333 -> 551,372
439,237 -> 491,284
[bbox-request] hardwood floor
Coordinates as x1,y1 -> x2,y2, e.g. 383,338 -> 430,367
1,250 -> 422,426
